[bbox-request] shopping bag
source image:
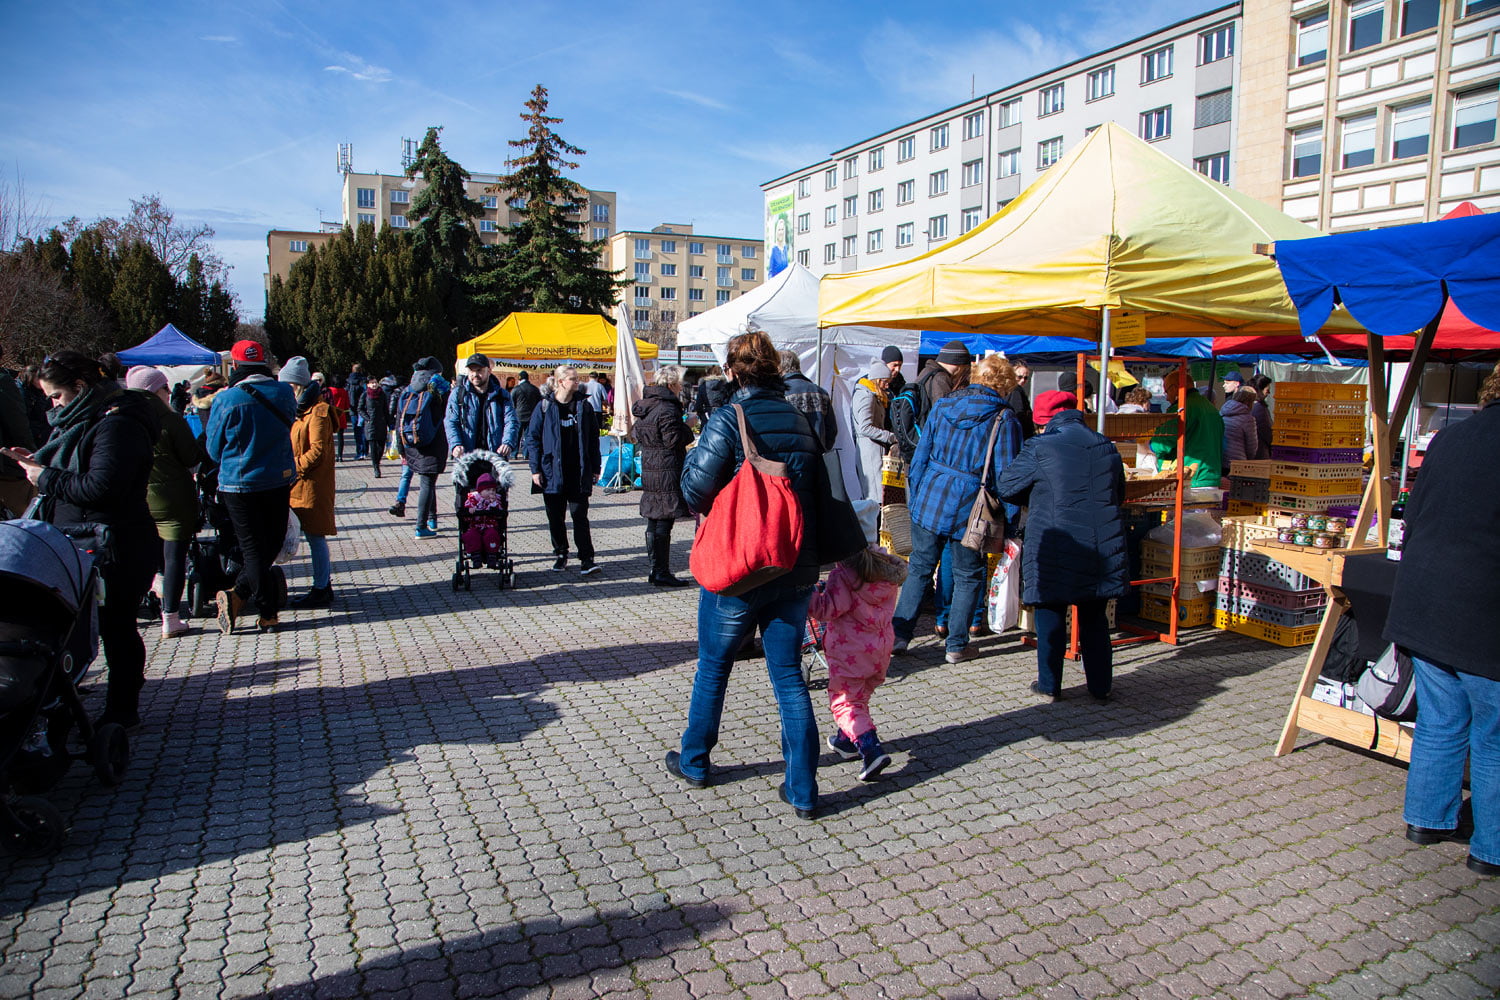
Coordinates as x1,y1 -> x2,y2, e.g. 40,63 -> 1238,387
385,432 -> 400,460
986,537 -> 1023,632
274,512 -> 301,566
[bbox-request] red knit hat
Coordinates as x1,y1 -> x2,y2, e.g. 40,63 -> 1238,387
1033,390 -> 1077,426
231,340 -> 266,363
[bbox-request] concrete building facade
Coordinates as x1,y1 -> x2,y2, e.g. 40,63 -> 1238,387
608,223 -> 766,346
263,225 -> 342,293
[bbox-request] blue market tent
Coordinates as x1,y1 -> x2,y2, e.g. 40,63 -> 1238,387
115,324 -> 221,367
913,331 -> 1357,366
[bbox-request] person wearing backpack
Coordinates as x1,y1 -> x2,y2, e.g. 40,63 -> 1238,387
890,340 -> 970,461
396,357 -> 448,539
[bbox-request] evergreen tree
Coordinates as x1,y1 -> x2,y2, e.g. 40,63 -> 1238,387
476,84 -> 627,316
405,127 -> 482,341
110,241 -> 174,344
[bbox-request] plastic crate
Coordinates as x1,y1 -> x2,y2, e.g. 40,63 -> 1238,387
1275,381 -> 1368,402
1274,427 -> 1365,449
1270,461 -> 1365,481
1267,492 -> 1363,513
1140,540 -> 1222,579
1105,413 -> 1167,438
1213,608 -> 1321,646
1220,516 -> 1279,551
1269,476 -> 1364,497
1140,593 -> 1214,627
1220,548 -> 1318,592
1217,575 -> 1327,611
1225,499 -> 1270,518
1228,460 -> 1272,479
1213,592 -> 1326,628
1270,445 -> 1364,464
1274,399 -> 1366,418
1229,476 -> 1271,501
1275,413 -> 1366,434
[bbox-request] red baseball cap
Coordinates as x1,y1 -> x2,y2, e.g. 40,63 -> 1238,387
231,340 -> 266,363
1033,390 -> 1077,426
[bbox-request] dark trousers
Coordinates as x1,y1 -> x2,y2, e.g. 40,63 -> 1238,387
645,517 -> 675,579
161,538 -> 187,614
99,557 -> 154,718
415,473 -> 438,526
543,494 -> 594,564
222,486 -> 292,619
335,428 -> 346,460
353,424 -> 366,459
1034,600 -> 1113,697
369,451 -> 382,477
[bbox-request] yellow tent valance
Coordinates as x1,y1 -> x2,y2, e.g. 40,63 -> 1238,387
456,313 -> 658,370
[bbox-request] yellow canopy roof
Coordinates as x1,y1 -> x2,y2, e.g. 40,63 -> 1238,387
456,312 -> 658,369
817,123 -> 1365,338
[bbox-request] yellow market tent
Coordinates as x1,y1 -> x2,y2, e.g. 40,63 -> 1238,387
455,313 -> 659,370
817,123 -> 1365,339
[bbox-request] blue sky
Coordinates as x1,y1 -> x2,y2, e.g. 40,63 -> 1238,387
2,0 -> 1214,321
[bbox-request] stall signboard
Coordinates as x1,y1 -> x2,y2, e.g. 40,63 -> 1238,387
766,191 -> 795,277
1112,311 -> 1146,347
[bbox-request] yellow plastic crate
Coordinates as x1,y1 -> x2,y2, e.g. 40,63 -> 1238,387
1275,399 -> 1365,417
1140,593 -> 1213,627
1139,540 -> 1222,578
1267,492 -> 1363,512
1276,381 -> 1368,402
1225,499 -> 1270,518
1269,475 -> 1364,496
1276,413 -> 1366,434
1274,427 -> 1365,449
1213,608 -> 1320,646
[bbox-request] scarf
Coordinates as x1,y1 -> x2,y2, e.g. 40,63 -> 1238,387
296,383 -> 322,416
857,377 -> 890,407
34,382 -> 123,474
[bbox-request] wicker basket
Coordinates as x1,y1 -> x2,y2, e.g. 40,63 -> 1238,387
880,503 -> 912,555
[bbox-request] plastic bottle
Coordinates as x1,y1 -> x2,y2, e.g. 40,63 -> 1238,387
1386,488 -> 1409,561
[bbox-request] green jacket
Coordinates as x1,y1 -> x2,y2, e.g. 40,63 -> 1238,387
1150,388 -> 1225,487
142,392 -> 202,539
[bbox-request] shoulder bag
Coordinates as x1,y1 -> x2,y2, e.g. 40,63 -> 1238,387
960,412 -> 1008,554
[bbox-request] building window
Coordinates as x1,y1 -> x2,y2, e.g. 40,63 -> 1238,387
356,188 -> 375,209
1039,83 -> 1065,117
962,159 -> 984,187
824,206 -> 837,227
897,179 -> 915,204
797,249 -> 810,267
1296,12 -> 1329,66
998,98 -> 1022,128
689,264 -> 704,278
1087,66 -> 1115,101
356,213 -> 376,227
960,208 -> 983,233
390,190 -> 410,204
634,238 -> 651,259
1341,112 -> 1377,167
660,311 -> 675,323
661,263 -> 677,276
824,167 -> 838,190
716,290 -> 731,305
928,215 -> 949,241
896,222 -> 915,248
688,241 -> 703,254
1465,0 -> 1500,14
1198,23 -> 1234,65
633,309 -> 650,323
634,287 -> 650,304
796,212 -> 811,233
797,177 -> 811,199
480,195 -> 498,209
1400,0 -> 1440,36
661,240 -> 677,253
1453,86 -> 1499,149
930,123 -> 950,151
997,198 -> 1014,212
869,146 -> 885,171
868,229 -> 884,253
843,195 -> 858,218
688,288 -> 704,301
929,170 -> 949,196
1140,107 -> 1172,141
1290,124 -> 1323,177
508,196 -> 528,212
716,265 -> 731,284
742,245 -> 756,258
391,215 -> 409,229
1196,89 -> 1232,128
1194,153 -> 1230,183
288,240 -> 308,253
1349,0 -> 1384,51
634,262 -> 650,278
898,135 -> 916,161
717,243 -> 732,258
868,189 -> 884,213
1038,136 -> 1064,168
842,235 -> 857,258
823,243 -> 837,264
592,227 -> 608,240
741,268 -> 755,281
963,111 -> 985,139
1142,45 -> 1173,83
843,156 -> 859,179
660,287 -> 677,301
1391,101 -> 1431,158
592,204 -> 609,222
997,148 -> 1020,177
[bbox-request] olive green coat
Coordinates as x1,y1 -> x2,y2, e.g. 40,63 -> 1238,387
143,392 -> 201,541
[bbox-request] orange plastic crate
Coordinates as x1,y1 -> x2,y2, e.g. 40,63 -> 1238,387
1276,413 -> 1366,434
1275,399 -> 1365,417
1269,476 -> 1364,496
1140,593 -> 1213,627
1276,381 -> 1367,402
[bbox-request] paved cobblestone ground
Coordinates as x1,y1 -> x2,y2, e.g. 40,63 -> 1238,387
2,461 -> 1496,999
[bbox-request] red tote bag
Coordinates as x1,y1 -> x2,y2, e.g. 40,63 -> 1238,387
689,404 -> 806,596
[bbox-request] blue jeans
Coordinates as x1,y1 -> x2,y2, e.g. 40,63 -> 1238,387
1405,655 -> 1500,866
679,582 -> 818,810
304,533 -> 331,589
1034,601 -> 1112,697
893,521 -> 984,653
936,544 -> 986,631
395,464 -> 414,503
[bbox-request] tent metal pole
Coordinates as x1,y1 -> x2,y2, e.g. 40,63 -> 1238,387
816,328 -> 825,388
1097,308 -> 1111,434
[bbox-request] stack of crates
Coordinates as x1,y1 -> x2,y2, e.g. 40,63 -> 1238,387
1226,459 -> 1272,517
1214,545 -> 1325,646
1138,536 -> 1220,627
1266,381 -> 1367,515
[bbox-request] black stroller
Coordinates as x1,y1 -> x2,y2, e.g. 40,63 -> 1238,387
450,450 -> 516,591
183,467 -> 286,618
0,518 -> 129,856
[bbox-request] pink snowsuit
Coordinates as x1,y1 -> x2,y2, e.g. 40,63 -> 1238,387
462,489 -> 504,558
808,563 -> 900,740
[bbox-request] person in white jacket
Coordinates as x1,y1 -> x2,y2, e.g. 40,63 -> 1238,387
851,359 -> 897,502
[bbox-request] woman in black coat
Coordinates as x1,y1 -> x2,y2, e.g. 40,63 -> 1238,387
526,365 -> 602,574
631,367 -> 693,587
8,351 -> 160,730
358,382 -> 390,477
997,391 -> 1127,702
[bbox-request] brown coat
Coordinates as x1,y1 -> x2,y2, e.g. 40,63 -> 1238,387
291,400 -> 337,536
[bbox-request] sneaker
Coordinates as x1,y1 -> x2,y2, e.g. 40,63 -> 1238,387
827,731 -> 859,760
95,709 -> 141,733
552,556 -> 567,571
427,519 -> 438,532
580,563 -> 601,577
414,527 -> 437,539
215,589 -> 243,635
664,750 -> 710,789
290,586 -> 334,610
1029,680 -> 1062,701
945,645 -> 978,664
891,638 -> 909,655
388,501 -> 406,517
256,616 -> 278,633
161,612 -> 189,638
856,731 -> 891,782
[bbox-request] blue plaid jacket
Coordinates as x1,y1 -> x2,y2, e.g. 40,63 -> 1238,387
907,386 -> 1023,539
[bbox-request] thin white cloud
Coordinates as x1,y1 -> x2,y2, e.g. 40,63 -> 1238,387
657,88 -> 731,112
861,21 -> 1080,107
200,35 -> 238,43
323,53 -> 392,84
721,142 -> 833,173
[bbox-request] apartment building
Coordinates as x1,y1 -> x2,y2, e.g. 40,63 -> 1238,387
1238,0 -> 1500,230
609,223 -> 766,345
762,5 -> 1243,277
264,225 -> 342,292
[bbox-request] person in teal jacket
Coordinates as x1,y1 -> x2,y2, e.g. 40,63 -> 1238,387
1149,369 -> 1224,487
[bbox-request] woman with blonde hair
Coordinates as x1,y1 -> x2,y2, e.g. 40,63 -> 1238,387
632,365 -> 693,586
527,364 -> 602,574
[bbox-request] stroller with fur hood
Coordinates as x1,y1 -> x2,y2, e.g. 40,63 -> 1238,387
0,518 -> 129,856
450,449 -> 516,591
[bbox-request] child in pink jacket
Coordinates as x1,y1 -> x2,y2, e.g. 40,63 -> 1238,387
809,546 -> 908,781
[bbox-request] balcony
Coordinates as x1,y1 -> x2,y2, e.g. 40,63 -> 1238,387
717,277 -> 734,288
633,295 -> 653,307
634,249 -> 652,260
716,255 -> 735,266
634,273 -> 653,284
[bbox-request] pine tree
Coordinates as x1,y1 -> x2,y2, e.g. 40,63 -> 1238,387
476,84 -> 627,316
404,126 -> 483,341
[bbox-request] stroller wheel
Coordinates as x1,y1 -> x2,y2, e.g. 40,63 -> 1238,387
451,572 -> 463,592
1,796 -> 67,857
90,724 -> 130,787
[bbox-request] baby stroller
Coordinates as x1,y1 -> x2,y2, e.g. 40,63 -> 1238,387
450,450 -> 516,591
0,519 -> 128,856
183,467 -> 286,618
801,612 -> 828,687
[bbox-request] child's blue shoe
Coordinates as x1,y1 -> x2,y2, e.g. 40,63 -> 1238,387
827,730 -> 859,760
414,527 -> 437,539
856,730 -> 891,782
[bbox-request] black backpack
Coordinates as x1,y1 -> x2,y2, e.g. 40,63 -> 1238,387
889,380 -> 928,456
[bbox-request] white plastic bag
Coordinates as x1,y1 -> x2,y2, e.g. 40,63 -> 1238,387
1146,510 -> 1222,548
275,512 -> 301,566
986,537 -> 1023,632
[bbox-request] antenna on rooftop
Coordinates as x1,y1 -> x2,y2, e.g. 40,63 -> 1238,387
401,137 -> 417,171
336,143 -> 353,175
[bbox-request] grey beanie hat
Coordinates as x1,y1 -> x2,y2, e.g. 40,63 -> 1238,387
278,356 -> 312,386
866,359 -> 892,381
936,340 -> 971,365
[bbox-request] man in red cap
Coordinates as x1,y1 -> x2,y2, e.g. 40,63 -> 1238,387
205,340 -> 297,633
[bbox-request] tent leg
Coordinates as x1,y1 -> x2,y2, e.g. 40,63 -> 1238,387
1097,308 -> 1111,434
815,328 -> 824,388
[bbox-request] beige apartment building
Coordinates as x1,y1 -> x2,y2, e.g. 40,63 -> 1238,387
609,224 -> 766,346
264,226 -> 342,293
1238,0 -> 1500,229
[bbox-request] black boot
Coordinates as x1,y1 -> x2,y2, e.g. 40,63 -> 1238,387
291,586 -> 334,609
650,525 -> 689,587
644,525 -> 661,583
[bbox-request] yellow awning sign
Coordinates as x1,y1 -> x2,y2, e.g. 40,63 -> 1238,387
1111,311 -> 1147,347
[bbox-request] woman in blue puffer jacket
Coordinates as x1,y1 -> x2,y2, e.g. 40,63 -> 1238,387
666,331 -> 826,820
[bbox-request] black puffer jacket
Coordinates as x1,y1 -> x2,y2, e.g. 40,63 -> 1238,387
996,408 -> 1128,605
680,384 -> 823,587
632,385 -> 693,521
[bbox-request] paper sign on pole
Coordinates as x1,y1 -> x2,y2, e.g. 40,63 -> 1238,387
1112,311 -> 1146,347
